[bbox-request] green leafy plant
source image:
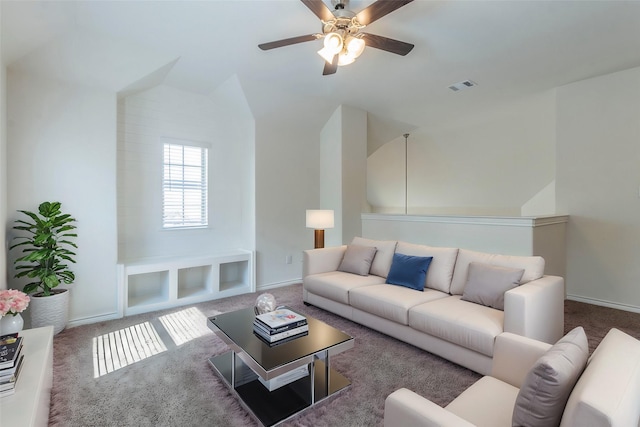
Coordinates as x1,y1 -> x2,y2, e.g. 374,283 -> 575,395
10,201 -> 78,296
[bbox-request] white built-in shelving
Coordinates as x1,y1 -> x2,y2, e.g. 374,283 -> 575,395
117,250 -> 254,316
0,326 -> 54,427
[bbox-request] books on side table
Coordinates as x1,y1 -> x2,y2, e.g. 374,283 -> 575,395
0,333 -> 24,398
253,308 -> 308,344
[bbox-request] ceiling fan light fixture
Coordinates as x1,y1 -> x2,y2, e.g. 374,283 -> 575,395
323,32 -> 344,54
337,52 -> 356,66
258,0 -> 416,76
317,47 -> 336,63
345,35 -> 365,58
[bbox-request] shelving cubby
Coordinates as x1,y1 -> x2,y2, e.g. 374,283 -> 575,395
127,270 -> 171,310
118,250 -> 254,316
178,265 -> 213,300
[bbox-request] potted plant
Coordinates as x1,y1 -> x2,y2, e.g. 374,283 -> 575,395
10,201 -> 77,335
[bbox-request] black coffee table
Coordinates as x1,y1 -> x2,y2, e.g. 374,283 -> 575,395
207,307 -> 354,426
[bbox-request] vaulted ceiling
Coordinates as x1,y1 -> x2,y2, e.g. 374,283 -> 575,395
3,0 -> 640,131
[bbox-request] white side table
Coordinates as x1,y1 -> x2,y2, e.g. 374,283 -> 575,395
0,325 -> 54,427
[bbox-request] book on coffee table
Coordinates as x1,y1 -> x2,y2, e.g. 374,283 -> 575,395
0,353 -> 24,382
0,354 -> 24,395
0,335 -> 23,370
253,329 -> 309,346
254,308 -> 307,334
258,364 -> 309,391
253,323 -> 309,343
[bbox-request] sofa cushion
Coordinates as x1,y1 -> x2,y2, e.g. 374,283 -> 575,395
445,376 -> 520,427
386,253 -> 433,291
460,262 -> 525,310
450,249 -> 545,295
303,271 -> 385,305
408,296 -> 504,357
338,244 -> 378,276
395,242 -> 459,293
512,326 -> 588,427
560,328 -> 640,427
351,237 -> 397,278
350,284 -> 449,325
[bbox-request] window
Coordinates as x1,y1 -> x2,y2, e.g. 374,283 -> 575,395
162,141 -> 208,228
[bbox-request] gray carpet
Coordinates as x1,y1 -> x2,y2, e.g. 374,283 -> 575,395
48,284 -> 640,426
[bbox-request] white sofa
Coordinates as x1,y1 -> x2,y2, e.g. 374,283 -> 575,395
384,328 -> 640,427
303,237 -> 565,375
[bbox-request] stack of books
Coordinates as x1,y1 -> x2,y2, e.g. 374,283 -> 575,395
253,308 -> 308,345
0,333 -> 24,398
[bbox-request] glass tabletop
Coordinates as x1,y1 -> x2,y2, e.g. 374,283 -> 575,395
208,307 -> 353,372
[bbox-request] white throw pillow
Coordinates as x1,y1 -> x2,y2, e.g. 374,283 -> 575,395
460,262 -> 524,310
512,327 -> 589,427
337,244 -> 378,276
351,237 -> 397,278
450,249 -> 545,295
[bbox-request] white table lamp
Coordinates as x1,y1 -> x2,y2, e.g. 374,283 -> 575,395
306,210 -> 334,249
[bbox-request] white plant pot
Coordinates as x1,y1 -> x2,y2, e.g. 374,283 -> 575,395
30,289 -> 69,335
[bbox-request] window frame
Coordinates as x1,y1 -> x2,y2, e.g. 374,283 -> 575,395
161,138 -> 209,230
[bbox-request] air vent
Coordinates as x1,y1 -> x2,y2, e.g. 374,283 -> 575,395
448,80 -> 477,92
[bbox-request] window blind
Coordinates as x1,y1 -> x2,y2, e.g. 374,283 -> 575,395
162,142 -> 208,228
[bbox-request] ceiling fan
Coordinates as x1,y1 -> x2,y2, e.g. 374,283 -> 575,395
258,0 -> 415,76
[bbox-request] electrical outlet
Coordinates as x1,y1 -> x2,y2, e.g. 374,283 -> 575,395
286,255 -> 292,264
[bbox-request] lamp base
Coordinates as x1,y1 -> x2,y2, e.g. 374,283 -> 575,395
314,229 -> 325,249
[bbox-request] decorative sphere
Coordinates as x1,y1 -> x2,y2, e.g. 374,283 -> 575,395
255,293 -> 277,315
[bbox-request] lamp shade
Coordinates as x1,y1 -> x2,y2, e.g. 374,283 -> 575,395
345,36 -> 365,58
306,210 -> 334,229
323,32 -> 343,54
338,53 -> 356,66
317,47 -> 336,63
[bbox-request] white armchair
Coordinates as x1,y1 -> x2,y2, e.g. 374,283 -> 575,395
384,329 -> 640,427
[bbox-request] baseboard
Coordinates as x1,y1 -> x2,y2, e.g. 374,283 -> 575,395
66,282 -> 302,327
67,312 -> 121,328
257,279 -> 301,292
567,294 -> 640,314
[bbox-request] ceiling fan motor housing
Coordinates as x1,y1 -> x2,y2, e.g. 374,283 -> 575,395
331,0 -> 348,10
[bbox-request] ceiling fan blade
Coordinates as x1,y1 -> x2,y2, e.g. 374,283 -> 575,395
362,33 -> 414,56
301,0 -> 335,22
258,34 -> 320,50
322,54 -> 339,76
356,0 -> 414,26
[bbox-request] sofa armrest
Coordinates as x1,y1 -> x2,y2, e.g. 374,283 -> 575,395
384,388 -> 476,427
561,328 -> 640,426
302,246 -> 347,277
504,275 -> 565,344
491,332 -> 551,388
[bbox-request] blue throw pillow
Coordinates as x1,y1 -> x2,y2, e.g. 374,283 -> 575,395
385,253 -> 433,291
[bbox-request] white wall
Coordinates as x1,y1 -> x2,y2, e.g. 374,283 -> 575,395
341,106 -> 368,243
320,107 -> 343,247
0,1 -> 6,290
367,91 -> 557,215
521,180 -> 556,216
320,105 -> 368,246
211,76 -> 255,251
117,79 -> 254,260
253,104 -> 367,288
7,71 -> 118,323
254,112 -> 321,288
557,66 -> 640,312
